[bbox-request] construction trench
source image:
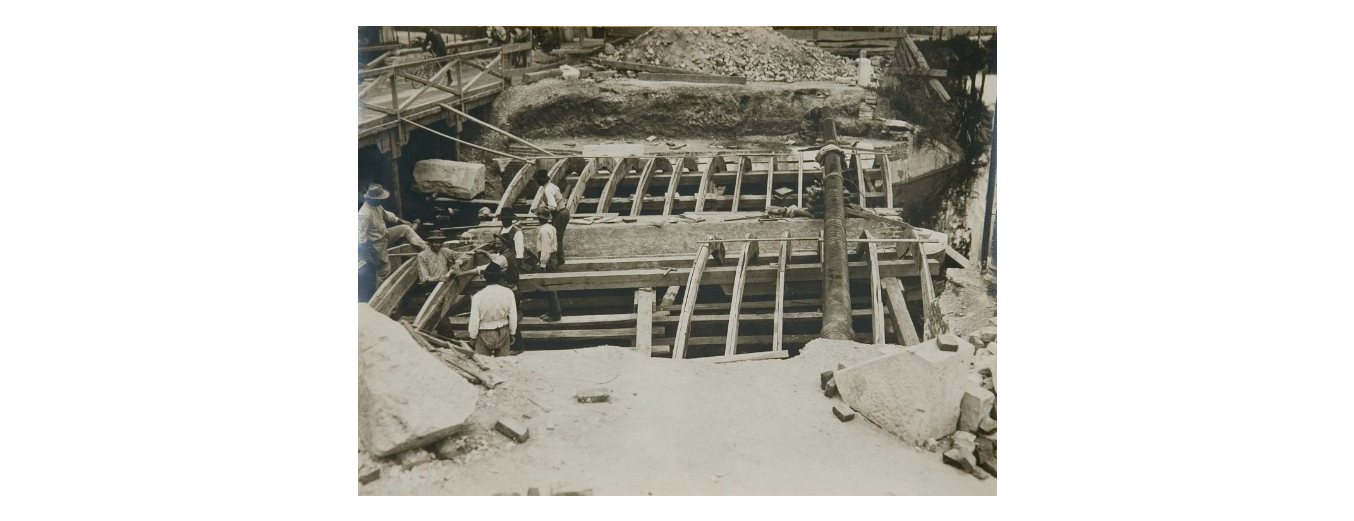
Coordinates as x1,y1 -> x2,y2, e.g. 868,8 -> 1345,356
358,26 -> 997,495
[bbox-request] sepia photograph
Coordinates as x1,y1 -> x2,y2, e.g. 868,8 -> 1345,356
356,25 -> 997,495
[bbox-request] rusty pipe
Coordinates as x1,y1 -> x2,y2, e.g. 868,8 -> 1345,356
818,112 -> 854,341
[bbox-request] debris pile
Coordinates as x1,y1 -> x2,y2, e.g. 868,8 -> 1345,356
598,27 -> 855,82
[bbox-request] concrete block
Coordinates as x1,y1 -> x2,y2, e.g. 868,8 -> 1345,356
576,388 -> 611,403
975,436 -> 996,465
495,418 -> 530,443
412,159 -> 486,199
359,305 -> 478,457
833,404 -> 856,422
942,448 -> 978,474
834,337 -> 971,444
979,417 -> 997,435
824,378 -> 838,398
395,448 -> 434,470
979,326 -> 998,343
937,333 -> 961,352
952,431 -> 977,453
959,386 -> 996,432
981,432 -> 997,451
985,342 -> 997,355
820,370 -> 834,390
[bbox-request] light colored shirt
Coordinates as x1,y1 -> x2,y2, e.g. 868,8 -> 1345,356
358,202 -> 401,245
537,222 -> 557,268
530,182 -> 565,214
468,284 -> 517,337
499,225 -> 524,259
415,248 -> 457,283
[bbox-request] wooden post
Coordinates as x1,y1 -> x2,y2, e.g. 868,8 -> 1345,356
863,231 -> 885,345
388,73 -> 399,116
765,156 -> 775,211
724,235 -> 758,356
672,235 -> 716,360
630,158 -> 658,217
881,153 -> 894,209
663,158 -> 685,216
796,152 -> 804,208
731,156 -> 745,212
635,288 -> 655,353
388,149 -> 403,216
882,277 -> 921,345
772,232 -> 789,352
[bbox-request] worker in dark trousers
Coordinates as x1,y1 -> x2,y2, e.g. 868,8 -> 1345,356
422,27 -> 448,57
530,169 -> 569,266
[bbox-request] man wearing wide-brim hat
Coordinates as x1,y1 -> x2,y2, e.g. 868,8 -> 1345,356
414,230 -> 457,285
358,183 -> 427,290
529,169 -> 570,266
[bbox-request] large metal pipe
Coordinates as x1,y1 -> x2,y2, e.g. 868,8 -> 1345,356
818,111 -> 855,341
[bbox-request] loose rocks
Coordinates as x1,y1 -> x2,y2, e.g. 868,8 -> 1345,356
576,388 -> 611,403
495,418 -> 530,443
412,159 -> 486,199
834,337 -> 972,444
833,404 -> 857,422
959,386 -> 996,432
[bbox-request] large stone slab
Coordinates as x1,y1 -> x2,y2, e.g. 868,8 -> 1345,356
835,337 -> 973,445
359,304 -> 478,457
412,159 -> 486,199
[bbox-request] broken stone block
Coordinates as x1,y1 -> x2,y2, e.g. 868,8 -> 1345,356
966,332 -> 985,350
395,448 -> 434,470
991,363 -> 998,392
942,448 -> 979,474
824,378 -> 838,398
938,333 -> 961,352
528,487 -> 540,496
985,342 -> 997,355
820,370 -> 834,390
981,432 -> 997,451
967,372 -> 983,387
833,404 -> 856,422
979,417 -> 997,435
359,304 -> 478,457
979,326 -> 998,343
495,418 -> 530,443
576,388 -> 611,403
359,451 -> 380,484
959,386 -> 996,432
412,159 -> 486,199
952,431 -> 977,453
834,337 -> 972,444
979,457 -> 997,477
975,436 -> 997,467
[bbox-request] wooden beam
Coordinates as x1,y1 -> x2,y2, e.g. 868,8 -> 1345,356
495,163 -> 533,216
863,231 -> 885,345
765,156 -> 775,211
797,152 -> 805,208
773,231 -> 789,352
358,71 -> 392,99
445,311 -> 666,329
401,118 -> 528,161
635,288 -> 655,353
630,158 -> 658,217
656,308 -> 875,325
566,158 -> 598,213
881,153 -> 894,210
900,32 -> 950,102
452,327 -> 666,341
881,277 -> 921,346
413,255 -> 478,331
397,59 -> 459,113
660,285 -> 681,309
662,157 -> 687,216
695,156 -> 723,212
636,72 -> 747,85
440,103 -> 550,156
907,228 -> 940,340
855,152 -> 868,207
497,257 -> 941,293
590,58 -> 691,75
368,260 -> 418,316
597,158 -> 636,214
731,156 -> 745,212
672,235 -> 715,360
899,68 -> 948,77
702,350 -> 790,364
724,235 -> 759,356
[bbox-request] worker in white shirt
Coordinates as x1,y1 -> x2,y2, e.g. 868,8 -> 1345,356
530,169 -> 569,266
467,262 -> 517,357
533,209 -> 563,322
492,207 -> 525,285
358,183 -> 427,294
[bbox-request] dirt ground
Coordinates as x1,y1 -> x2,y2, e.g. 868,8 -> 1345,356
939,266 -> 998,338
361,341 -> 996,495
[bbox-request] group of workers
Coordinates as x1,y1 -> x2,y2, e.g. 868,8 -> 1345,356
359,169 -> 571,357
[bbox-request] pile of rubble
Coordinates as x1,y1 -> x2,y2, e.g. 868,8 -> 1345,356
599,27 -> 856,82
817,317 -> 998,480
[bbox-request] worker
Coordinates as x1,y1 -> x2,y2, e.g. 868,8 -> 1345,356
855,50 -> 874,87
415,230 -> 457,284
467,262 -> 517,357
529,170 -> 569,266
358,183 -> 427,289
532,209 -> 563,322
492,208 -> 526,284
422,27 -> 448,57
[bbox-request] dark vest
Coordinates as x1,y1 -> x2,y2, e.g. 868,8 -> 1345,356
496,224 -> 522,284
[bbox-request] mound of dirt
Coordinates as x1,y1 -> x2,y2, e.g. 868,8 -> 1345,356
600,27 -> 856,82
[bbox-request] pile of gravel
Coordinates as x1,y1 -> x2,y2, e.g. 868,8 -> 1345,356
600,26 -> 856,82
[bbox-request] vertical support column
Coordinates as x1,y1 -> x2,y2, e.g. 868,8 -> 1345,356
862,231 -> 885,345
772,231 -> 789,352
731,156 -> 745,212
765,156 -> 775,211
796,152 -> 804,209
387,146 -> 404,216
881,153 -> 894,210
909,229 -> 940,340
635,288 -> 655,354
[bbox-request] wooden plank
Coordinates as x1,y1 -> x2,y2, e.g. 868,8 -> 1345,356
597,158 -> 636,214
731,156 -> 745,212
591,58 -> 692,74
764,157 -> 775,211
637,72 -> 747,85
881,277 -> 921,346
660,285 -> 681,309
629,158 -> 658,217
855,152 -> 868,207
497,257 -> 940,293
656,308 -> 875,325
368,260 -> 418,317
773,232 -> 789,352
684,334 -> 856,347
945,245 -> 971,270
397,59 -> 459,113
461,54 -> 505,79
900,31 -> 950,102
796,153 -> 805,208
635,288 -> 655,353
672,235 -> 715,360
724,235 -> 759,356
357,71 -> 392,99
881,153 -> 894,209
703,350 -> 790,364
662,158 -> 687,216
899,68 -> 948,77
495,162 -> 533,216
452,327 -> 665,341
413,256 -> 477,332
566,158 -> 599,213
907,228 -> 940,340
445,311 -> 665,329
694,156 -> 723,212
863,231 -> 885,345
